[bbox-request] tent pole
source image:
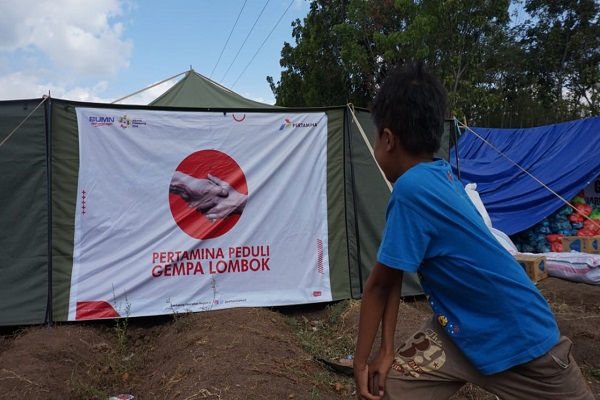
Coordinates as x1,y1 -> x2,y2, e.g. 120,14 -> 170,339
44,96 -> 53,327
110,70 -> 187,104
346,105 -> 393,192
344,107 -> 364,297
347,104 -> 395,297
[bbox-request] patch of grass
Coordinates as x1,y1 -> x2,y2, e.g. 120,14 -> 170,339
585,368 -> 600,380
310,387 -> 321,399
545,292 -> 573,316
165,277 -> 219,333
71,286 -> 137,397
160,364 -> 192,391
66,349 -> 115,400
289,300 -> 359,361
114,313 -> 130,355
165,298 -> 196,333
288,300 -> 358,361
286,300 -> 360,398
113,291 -> 131,357
68,371 -> 108,400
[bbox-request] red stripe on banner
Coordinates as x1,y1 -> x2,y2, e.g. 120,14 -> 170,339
76,301 -> 120,320
317,239 -> 324,274
547,263 -> 593,275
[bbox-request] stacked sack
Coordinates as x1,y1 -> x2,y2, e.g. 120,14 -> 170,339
510,193 -> 600,253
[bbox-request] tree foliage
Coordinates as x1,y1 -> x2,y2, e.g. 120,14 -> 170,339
269,0 -> 599,127
268,0 -> 402,107
521,0 -> 600,120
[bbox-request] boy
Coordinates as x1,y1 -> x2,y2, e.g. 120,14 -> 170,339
353,62 -> 594,400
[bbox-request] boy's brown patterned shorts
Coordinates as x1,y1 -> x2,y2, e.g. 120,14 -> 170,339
383,317 -> 595,400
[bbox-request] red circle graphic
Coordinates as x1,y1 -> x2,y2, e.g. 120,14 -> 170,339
169,150 -> 248,239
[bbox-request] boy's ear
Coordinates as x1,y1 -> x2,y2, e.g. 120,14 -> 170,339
383,128 -> 396,151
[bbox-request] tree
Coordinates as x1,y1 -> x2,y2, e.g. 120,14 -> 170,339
271,0 -> 512,118
269,0 -> 405,107
395,0 -> 511,123
270,0 -> 598,126
521,0 -> 600,120
268,0 -> 352,107
475,21 -> 552,128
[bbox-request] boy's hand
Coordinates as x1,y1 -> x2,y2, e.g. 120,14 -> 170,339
368,349 -> 394,396
354,363 -> 382,399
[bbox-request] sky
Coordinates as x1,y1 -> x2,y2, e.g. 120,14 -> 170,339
0,0 -> 311,106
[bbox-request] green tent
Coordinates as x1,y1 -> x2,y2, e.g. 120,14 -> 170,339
0,74 -> 456,326
149,69 -> 277,108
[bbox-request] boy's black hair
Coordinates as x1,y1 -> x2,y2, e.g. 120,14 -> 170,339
371,61 -> 448,155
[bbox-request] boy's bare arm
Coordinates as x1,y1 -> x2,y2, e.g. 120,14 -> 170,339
369,268 -> 403,396
354,262 -> 403,399
380,269 -> 402,352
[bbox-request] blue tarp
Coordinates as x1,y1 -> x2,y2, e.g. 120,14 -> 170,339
450,116 -> 600,236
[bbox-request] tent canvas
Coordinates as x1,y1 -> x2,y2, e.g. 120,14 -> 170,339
451,117 -> 600,236
0,99 -> 50,326
149,69 -> 277,109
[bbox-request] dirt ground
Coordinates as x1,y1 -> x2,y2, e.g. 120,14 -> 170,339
0,277 -> 599,400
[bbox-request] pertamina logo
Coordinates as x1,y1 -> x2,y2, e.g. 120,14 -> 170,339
279,118 -> 291,130
279,117 -> 318,131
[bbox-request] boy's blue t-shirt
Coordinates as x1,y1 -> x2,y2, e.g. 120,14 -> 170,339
377,159 -> 560,375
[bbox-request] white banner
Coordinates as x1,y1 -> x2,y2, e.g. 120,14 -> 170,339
69,109 -> 330,320
583,176 -> 600,207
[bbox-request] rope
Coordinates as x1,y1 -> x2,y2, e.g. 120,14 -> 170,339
453,118 -> 462,180
232,0 -> 294,89
456,120 -> 600,232
110,70 -> 187,104
210,0 -> 248,79
0,96 -> 49,149
346,104 -> 393,192
219,0 -> 270,84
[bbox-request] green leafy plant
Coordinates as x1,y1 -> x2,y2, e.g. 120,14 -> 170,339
112,286 -> 131,355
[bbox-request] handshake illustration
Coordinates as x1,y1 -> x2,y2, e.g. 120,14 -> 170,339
169,171 -> 247,222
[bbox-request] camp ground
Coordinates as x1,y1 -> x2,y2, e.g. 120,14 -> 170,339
1,70 -> 459,326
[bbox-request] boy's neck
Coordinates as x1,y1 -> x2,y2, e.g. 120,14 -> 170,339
397,151 -> 434,176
